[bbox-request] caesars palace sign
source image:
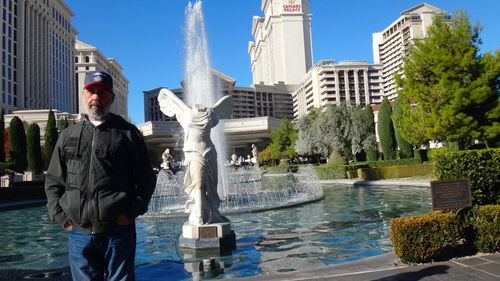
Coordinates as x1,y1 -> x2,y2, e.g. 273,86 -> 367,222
283,0 -> 301,13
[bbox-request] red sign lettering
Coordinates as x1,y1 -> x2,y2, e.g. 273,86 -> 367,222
283,4 -> 301,12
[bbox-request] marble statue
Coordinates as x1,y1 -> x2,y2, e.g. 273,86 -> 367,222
251,144 -> 259,164
160,148 -> 173,170
158,88 -> 233,225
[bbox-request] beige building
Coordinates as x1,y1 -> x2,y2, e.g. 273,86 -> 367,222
292,60 -> 383,119
1,0 -> 77,113
372,3 -> 446,100
4,109 -> 80,136
249,0 -> 313,86
141,70 -> 292,156
74,40 -> 129,117
143,70 -> 294,122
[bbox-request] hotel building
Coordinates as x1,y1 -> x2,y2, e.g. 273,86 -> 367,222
249,0 -> 313,86
140,70 -> 293,160
292,60 -> 383,119
1,0 -> 76,113
372,3 -> 446,100
74,40 -> 129,117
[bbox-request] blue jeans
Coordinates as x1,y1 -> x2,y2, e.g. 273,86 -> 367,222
68,224 -> 136,281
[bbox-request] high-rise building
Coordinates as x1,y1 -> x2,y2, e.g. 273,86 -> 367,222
372,3 -> 446,100
74,40 -> 129,117
248,0 -> 313,86
143,70 -> 294,122
1,0 -> 76,113
292,60 -> 383,119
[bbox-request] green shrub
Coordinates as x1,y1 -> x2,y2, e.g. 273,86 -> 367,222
472,205 -> 500,253
328,151 -> 345,165
365,147 -> 378,161
313,165 -> 346,179
362,163 -> 435,179
427,147 -> 449,162
434,148 -> 500,205
362,158 -> 421,168
262,164 -> 289,174
390,212 -> 464,263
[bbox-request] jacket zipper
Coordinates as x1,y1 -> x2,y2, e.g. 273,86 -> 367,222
87,127 -> 96,234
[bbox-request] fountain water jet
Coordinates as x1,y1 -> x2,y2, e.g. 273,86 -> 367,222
151,0 -> 324,257
149,0 -> 323,219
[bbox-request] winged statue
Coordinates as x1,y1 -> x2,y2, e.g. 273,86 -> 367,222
157,88 -> 233,225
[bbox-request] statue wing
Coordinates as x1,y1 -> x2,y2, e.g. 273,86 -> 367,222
158,88 -> 190,122
212,95 -> 233,120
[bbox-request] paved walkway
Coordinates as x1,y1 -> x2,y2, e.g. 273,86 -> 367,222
226,252 -> 500,281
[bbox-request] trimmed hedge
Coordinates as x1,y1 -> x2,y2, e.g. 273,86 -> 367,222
390,212 -> 464,263
313,165 -> 346,180
359,158 -> 421,168
434,148 -> 500,205
391,205 -> 500,263
358,163 -> 434,180
472,205 -> 500,253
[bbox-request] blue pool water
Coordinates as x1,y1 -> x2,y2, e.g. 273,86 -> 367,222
0,184 -> 431,280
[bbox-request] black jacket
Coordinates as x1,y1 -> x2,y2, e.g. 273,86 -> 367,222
45,114 -> 156,234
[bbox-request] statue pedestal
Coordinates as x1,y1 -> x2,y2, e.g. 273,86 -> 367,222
179,222 -> 236,255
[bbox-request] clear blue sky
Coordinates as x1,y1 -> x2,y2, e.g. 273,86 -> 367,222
65,0 -> 500,124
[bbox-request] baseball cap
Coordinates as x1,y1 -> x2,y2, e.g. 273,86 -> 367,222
84,71 -> 113,92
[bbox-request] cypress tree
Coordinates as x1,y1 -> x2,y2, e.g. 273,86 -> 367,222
362,105 -> 378,161
392,96 -> 414,158
27,123 -> 43,173
7,117 -> 27,172
58,117 -> 69,132
0,108 -> 4,162
44,109 -> 59,169
377,98 -> 396,160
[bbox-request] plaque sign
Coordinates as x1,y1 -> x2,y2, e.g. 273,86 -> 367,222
430,179 -> 472,210
198,226 -> 218,239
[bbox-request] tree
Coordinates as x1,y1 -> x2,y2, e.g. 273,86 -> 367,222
44,109 -> 59,169
268,118 -> 297,160
319,105 -> 352,163
0,108 -> 4,162
58,117 -> 69,132
395,11 -> 500,149
7,117 -> 27,172
362,105 -> 378,161
377,98 -> 396,160
295,108 -> 320,157
27,123 -> 43,173
349,105 -> 376,160
392,96 -> 414,158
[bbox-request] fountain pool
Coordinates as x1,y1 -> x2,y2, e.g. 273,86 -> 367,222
0,184 -> 431,280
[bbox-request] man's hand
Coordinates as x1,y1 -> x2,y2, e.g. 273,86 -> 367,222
64,221 -> 74,231
116,214 -> 131,226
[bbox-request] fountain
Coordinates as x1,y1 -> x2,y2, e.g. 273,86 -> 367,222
148,0 -> 324,258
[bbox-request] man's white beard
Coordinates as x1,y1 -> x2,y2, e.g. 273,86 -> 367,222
88,105 -> 110,120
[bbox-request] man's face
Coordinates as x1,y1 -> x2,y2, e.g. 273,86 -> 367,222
83,84 -> 114,120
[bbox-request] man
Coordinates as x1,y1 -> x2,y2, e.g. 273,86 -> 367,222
45,71 -> 156,281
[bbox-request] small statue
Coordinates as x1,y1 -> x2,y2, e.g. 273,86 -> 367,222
251,144 -> 259,164
160,148 -> 173,170
251,144 -> 258,158
231,153 -> 238,165
158,88 -> 233,225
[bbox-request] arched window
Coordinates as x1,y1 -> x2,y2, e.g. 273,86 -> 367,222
85,56 -> 90,63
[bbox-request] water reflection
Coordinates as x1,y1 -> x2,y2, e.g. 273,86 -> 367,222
0,184 -> 431,280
